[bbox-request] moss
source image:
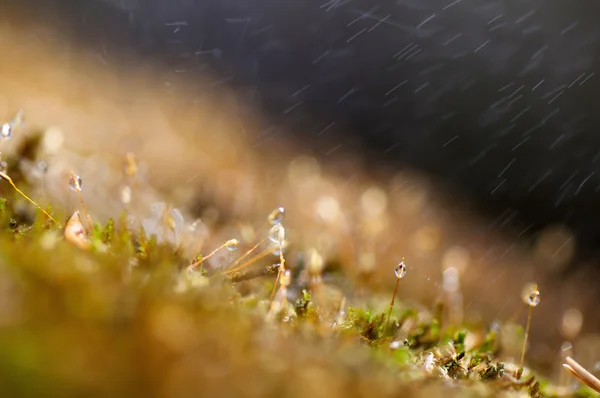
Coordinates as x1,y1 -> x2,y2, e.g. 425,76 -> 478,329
0,163 -> 589,398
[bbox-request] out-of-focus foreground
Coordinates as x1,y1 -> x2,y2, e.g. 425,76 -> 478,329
0,8 -> 599,398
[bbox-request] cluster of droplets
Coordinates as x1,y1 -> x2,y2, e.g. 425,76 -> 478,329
1,110 -> 24,140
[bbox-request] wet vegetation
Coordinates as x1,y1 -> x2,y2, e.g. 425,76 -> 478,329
0,111 -> 598,397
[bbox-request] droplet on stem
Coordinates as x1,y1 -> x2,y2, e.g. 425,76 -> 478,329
268,206 -> 285,225
225,239 -> 239,252
0,109 -> 25,140
394,260 -> 407,279
387,258 -> 408,327
280,269 -> 292,288
521,283 -> 541,307
269,224 -> 285,245
1,123 -> 12,139
519,282 -> 540,373
68,173 -> 83,192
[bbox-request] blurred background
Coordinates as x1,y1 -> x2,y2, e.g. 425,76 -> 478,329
1,0 -> 600,373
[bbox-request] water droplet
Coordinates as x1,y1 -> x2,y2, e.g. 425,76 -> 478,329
68,173 -> 83,192
1,110 -> 25,140
1,123 -> 11,139
280,269 -> 292,287
269,224 -> 285,245
268,206 -> 285,225
120,186 -> 132,204
394,260 -> 407,279
521,283 -> 540,307
272,240 -> 288,256
390,341 -> 401,350
0,160 -> 7,174
225,239 -> 239,251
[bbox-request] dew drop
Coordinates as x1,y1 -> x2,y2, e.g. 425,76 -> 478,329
280,269 -> 292,287
1,123 -> 11,139
394,260 -> 407,279
1,110 -> 25,140
68,173 -> 83,192
0,160 -> 7,174
268,206 -> 285,225
224,239 -> 239,252
521,283 -> 540,307
269,224 -> 285,245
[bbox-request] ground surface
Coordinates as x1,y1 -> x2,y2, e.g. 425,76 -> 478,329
0,4 -> 600,397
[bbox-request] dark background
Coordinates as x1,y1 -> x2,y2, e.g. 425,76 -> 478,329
8,0 -> 600,263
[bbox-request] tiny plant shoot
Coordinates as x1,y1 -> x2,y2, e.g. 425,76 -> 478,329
386,259 -> 407,327
269,223 -> 286,302
0,170 -> 58,224
121,152 -> 138,205
0,109 -> 57,224
520,282 -> 541,372
187,239 -> 239,273
223,207 -> 286,276
69,171 -> 93,232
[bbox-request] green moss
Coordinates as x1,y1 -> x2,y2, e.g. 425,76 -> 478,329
0,174 -> 587,398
